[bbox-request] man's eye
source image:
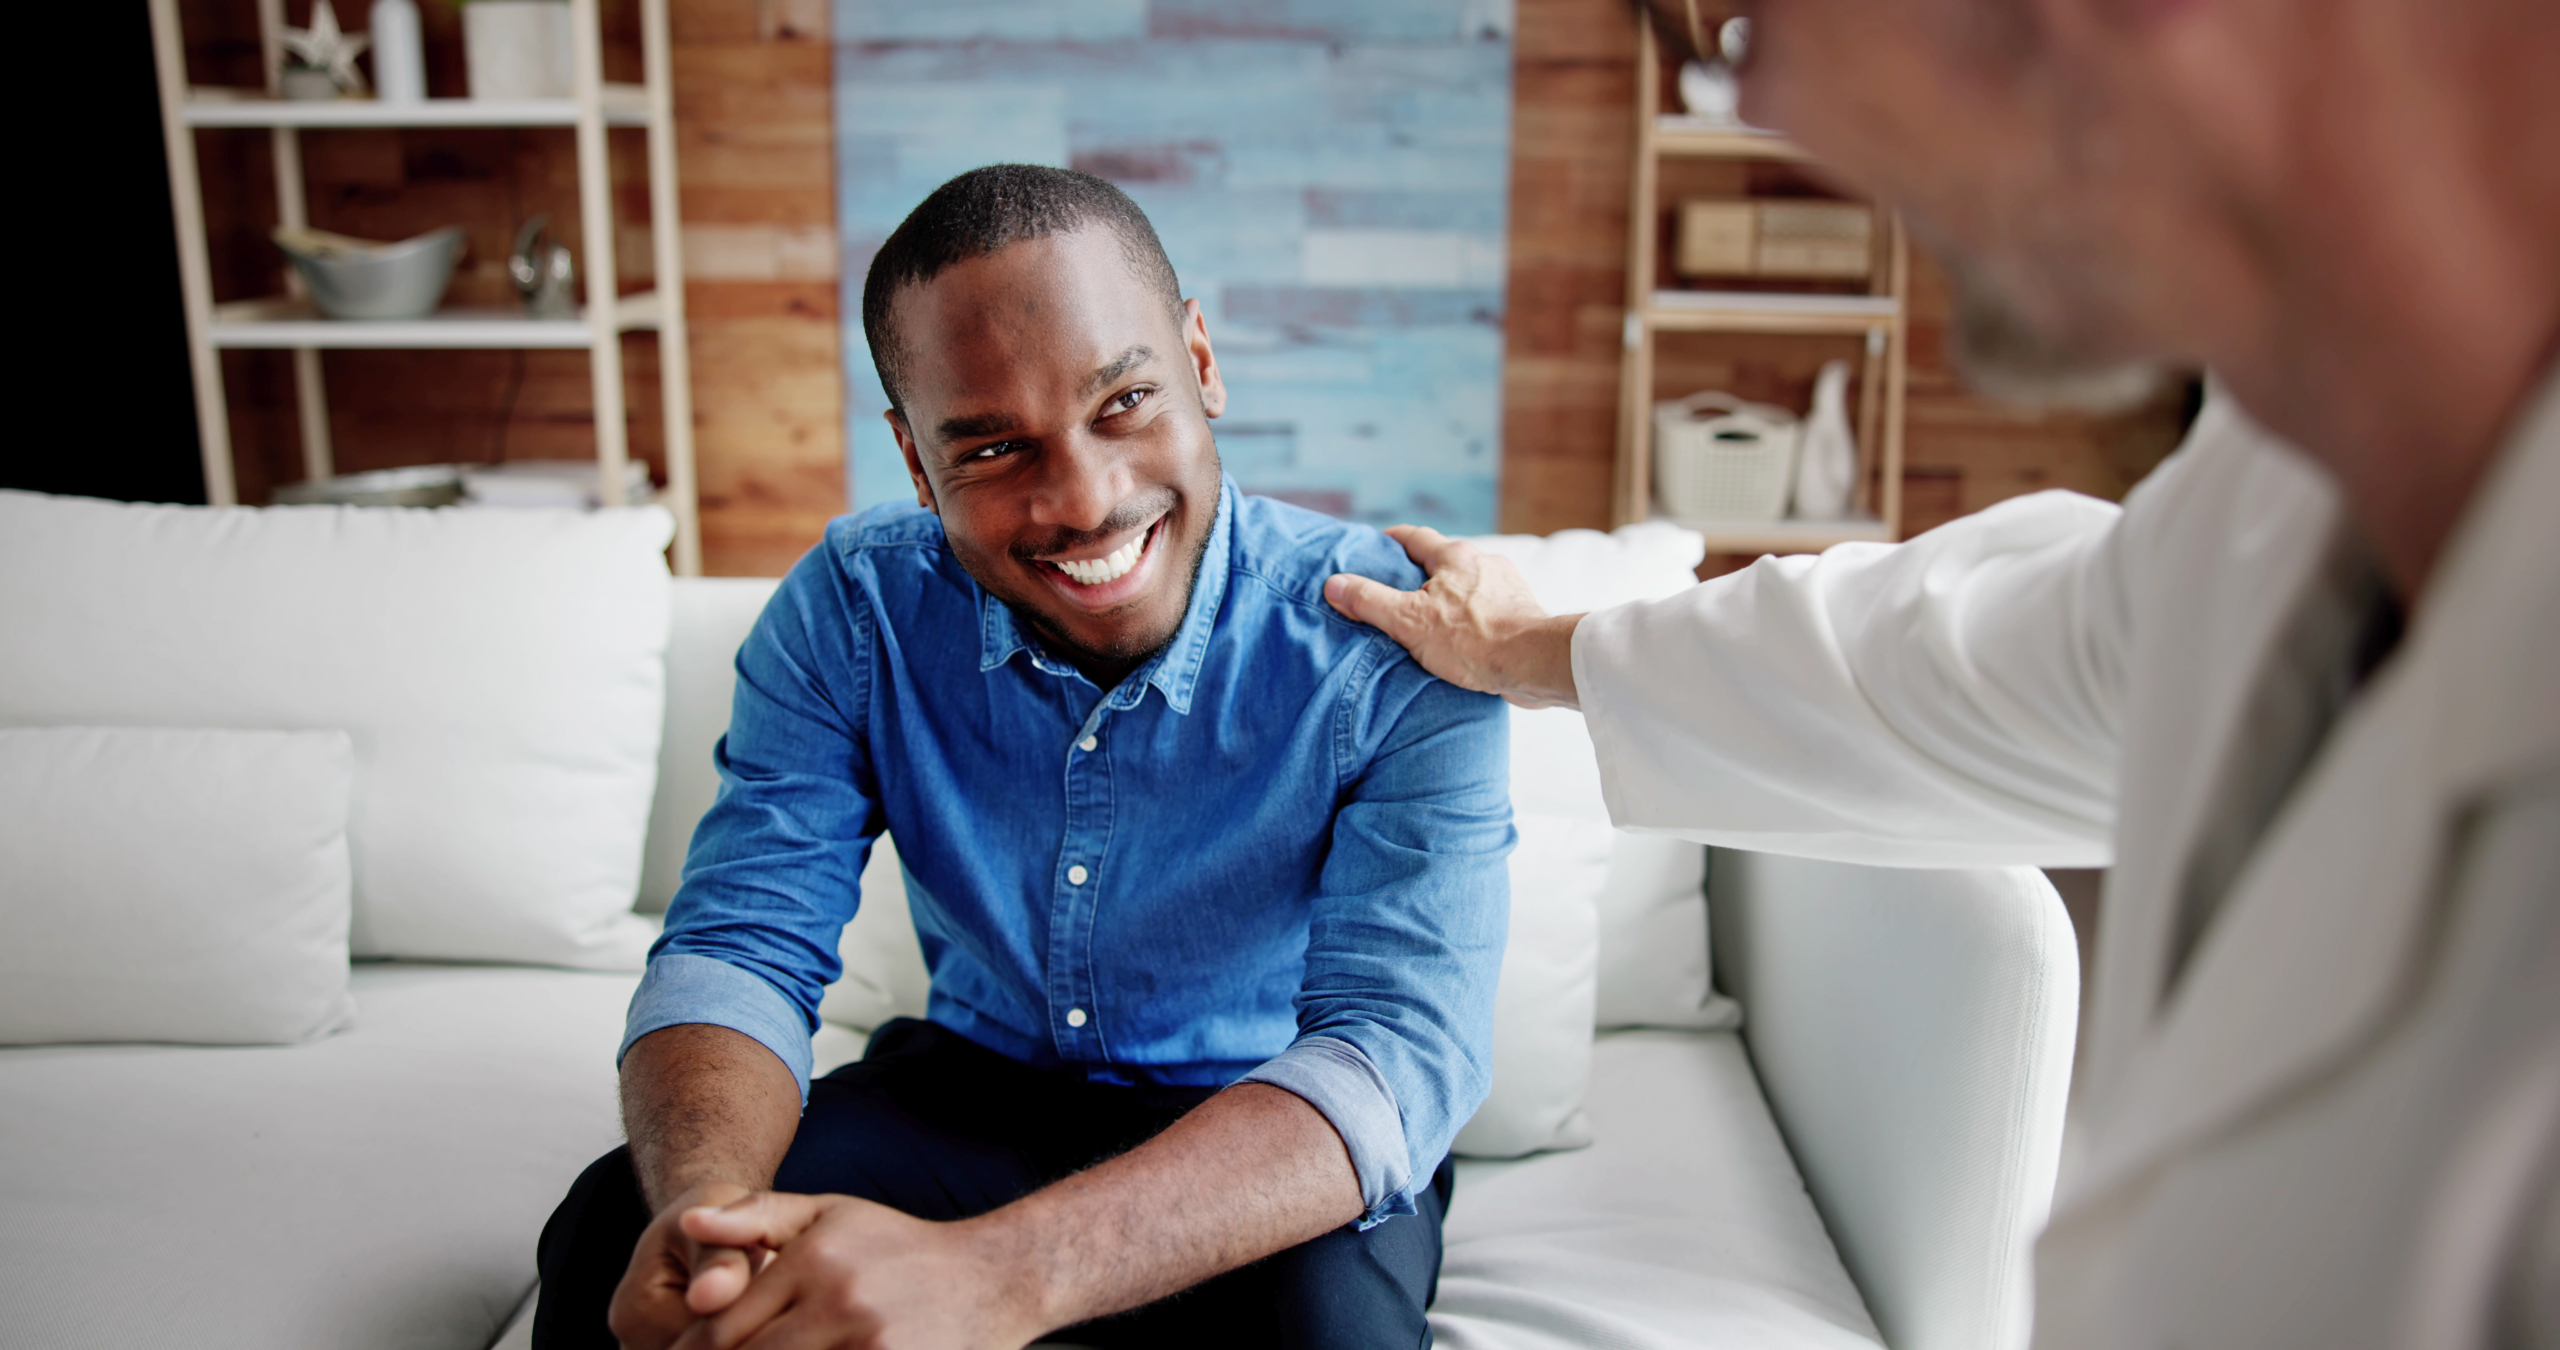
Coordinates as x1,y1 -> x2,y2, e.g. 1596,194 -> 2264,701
968,441 -> 1022,462
1107,387 -> 1151,416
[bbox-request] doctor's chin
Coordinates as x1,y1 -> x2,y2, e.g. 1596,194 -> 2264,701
5,1 -> 2552,1348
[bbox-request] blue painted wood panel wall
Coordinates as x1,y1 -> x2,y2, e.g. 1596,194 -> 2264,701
833,1 -> 1515,533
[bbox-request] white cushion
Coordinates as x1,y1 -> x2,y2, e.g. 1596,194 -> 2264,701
1453,812 -> 1609,1158
0,963 -> 637,1350
642,577 -> 784,911
1472,523 -> 1738,1030
1433,1029 -> 1884,1350
1466,521 -> 1708,617
0,491 -> 671,968
0,726 -> 356,1046
817,834 -> 932,1036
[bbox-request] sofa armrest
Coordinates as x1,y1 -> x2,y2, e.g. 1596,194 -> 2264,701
1709,850 -> 2077,1350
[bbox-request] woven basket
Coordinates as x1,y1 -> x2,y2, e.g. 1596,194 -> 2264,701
1653,393 -> 1801,521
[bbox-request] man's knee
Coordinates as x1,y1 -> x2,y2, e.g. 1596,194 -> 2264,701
1272,1155 -> 1455,1347
532,1147 -> 650,1350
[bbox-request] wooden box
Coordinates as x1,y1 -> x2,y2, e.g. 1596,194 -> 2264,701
1676,199 -> 1874,280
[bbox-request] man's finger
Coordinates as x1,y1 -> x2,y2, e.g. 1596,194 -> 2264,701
1325,573 -> 1418,634
680,1190 -> 830,1251
681,1242 -> 756,1316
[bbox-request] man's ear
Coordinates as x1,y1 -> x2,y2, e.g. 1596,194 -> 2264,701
1182,297 -> 1227,420
887,410 -> 938,514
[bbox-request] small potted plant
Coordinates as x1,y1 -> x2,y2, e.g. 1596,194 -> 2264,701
279,0 -> 370,101
454,0 -> 574,101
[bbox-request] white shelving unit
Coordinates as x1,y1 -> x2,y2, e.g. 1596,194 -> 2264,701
1614,22 -> 1909,554
146,0 -> 702,575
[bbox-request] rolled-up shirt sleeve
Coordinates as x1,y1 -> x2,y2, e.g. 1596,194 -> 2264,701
1250,652 -> 1511,1227
621,548 -> 883,1101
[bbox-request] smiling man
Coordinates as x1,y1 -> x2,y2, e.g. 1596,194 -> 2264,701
528,166 -> 1512,1350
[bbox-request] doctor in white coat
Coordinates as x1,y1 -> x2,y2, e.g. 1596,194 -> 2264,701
1329,0 -> 2557,1345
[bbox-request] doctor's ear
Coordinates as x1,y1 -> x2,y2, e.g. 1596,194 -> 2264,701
886,410 -> 938,515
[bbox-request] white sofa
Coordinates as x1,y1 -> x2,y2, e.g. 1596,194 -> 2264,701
0,501 -> 2075,1350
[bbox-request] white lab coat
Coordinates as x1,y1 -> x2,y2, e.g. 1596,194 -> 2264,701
1573,372 -> 2560,1348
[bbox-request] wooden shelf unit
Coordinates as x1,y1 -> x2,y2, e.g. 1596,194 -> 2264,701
1613,22 -> 1909,555
146,0 -> 702,575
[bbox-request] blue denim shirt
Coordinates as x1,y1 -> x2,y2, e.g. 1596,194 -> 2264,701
625,479 -> 1511,1225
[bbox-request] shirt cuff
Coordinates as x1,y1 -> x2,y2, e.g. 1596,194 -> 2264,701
1237,1035 -> 1415,1229
619,952 -> 815,1102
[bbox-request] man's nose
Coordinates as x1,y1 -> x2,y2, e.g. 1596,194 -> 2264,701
1033,434 -> 1133,535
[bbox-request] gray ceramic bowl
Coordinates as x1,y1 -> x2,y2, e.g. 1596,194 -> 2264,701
275,227 -> 466,321
270,464 -> 467,508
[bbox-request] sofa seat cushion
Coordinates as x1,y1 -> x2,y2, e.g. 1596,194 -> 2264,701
0,963 -> 636,1350
1433,1029 -> 1884,1349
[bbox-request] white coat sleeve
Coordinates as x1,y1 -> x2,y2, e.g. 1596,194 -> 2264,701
1573,488 -> 2133,869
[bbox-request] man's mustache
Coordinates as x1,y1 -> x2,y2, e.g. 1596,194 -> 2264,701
1009,489 -> 1179,562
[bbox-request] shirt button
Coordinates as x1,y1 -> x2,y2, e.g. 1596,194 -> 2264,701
1067,864 -> 1089,885
1079,735 -> 1098,752
1066,1008 -> 1088,1028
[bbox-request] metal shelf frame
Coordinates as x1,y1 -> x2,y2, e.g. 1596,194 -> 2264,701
146,0 -> 702,575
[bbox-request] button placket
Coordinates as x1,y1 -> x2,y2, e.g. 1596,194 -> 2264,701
1049,699 -> 1115,1058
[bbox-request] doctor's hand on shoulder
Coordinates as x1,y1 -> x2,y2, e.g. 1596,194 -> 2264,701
646,1189 -> 1037,1350
1326,524 -> 1586,711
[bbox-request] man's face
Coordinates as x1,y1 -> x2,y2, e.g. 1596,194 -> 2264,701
1724,0 -> 2212,408
886,228 -> 1228,678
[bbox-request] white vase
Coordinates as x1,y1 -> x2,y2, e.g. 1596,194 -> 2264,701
1790,360 -> 1860,519
369,0 -> 425,103
463,1 -> 574,101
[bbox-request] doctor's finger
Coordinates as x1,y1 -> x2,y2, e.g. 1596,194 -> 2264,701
1382,523 -> 1478,575
1325,573 -> 1423,637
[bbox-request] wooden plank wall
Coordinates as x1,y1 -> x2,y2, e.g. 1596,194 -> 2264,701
181,0 -> 843,576
1499,0 -> 2188,559
181,0 -> 2177,578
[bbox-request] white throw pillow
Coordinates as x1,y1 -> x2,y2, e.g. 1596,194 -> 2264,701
0,491 -> 670,969
0,726 -> 356,1045
1453,812 -> 1610,1159
1470,524 -> 1739,1031
818,835 -> 931,1034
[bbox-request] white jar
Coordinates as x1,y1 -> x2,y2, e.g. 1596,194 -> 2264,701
369,0 -> 426,103
463,0 -> 574,101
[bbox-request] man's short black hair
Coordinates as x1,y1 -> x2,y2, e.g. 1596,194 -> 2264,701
861,164 -> 1186,415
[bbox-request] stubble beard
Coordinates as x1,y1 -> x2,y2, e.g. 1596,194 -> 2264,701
1941,252 -> 2173,416
1012,508 -> 1216,676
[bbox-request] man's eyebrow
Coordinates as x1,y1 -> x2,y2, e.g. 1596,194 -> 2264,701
1079,346 -> 1155,399
935,410 -> 1020,444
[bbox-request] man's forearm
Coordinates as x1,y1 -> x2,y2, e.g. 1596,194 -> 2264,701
975,1082 -> 1366,1333
621,1022 -> 803,1212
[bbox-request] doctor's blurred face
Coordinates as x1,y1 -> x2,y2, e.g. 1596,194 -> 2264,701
1709,0 -> 2187,409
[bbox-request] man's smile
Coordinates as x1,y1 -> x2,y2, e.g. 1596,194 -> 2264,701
1030,510 -> 1171,610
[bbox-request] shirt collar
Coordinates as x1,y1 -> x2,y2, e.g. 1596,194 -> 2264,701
975,477 -> 1236,716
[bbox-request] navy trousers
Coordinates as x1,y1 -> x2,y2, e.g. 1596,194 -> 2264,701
534,1019 -> 1451,1349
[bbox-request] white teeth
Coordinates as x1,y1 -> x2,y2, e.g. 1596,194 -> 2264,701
1053,526 -> 1149,586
